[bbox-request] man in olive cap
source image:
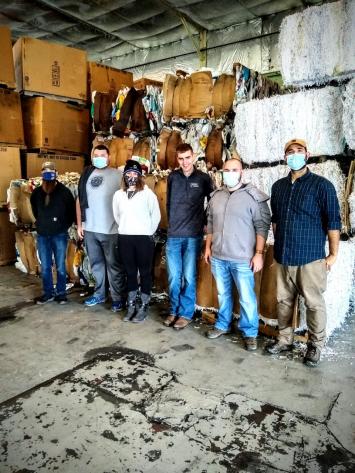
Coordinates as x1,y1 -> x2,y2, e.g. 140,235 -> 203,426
266,139 -> 341,366
30,162 -> 76,304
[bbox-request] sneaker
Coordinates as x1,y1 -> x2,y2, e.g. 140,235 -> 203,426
265,341 -> 293,354
206,327 -> 229,339
84,295 -> 106,307
111,300 -> 126,313
304,344 -> 321,367
35,294 -> 55,305
244,337 -> 257,351
54,295 -> 68,305
163,314 -> 177,327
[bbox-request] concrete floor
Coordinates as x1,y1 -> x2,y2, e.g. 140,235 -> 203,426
0,266 -> 354,472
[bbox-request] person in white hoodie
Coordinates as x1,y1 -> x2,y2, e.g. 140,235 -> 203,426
112,160 -> 161,322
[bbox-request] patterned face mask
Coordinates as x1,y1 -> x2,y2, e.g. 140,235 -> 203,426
124,175 -> 139,187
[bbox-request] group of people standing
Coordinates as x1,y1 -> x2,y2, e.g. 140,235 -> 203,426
30,138 -> 341,367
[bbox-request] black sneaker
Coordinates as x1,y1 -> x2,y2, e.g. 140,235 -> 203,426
35,294 -> 55,305
55,295 -> 68,305
265,341 -> 293,354
304,344 -> 321,367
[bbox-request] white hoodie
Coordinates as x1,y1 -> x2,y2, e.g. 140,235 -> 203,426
112,185 -> 161,236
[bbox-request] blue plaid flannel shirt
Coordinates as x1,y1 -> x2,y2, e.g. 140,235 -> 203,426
271,170 -> 341,266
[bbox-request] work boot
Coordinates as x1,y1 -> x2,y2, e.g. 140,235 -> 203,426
124,291 -> 137,322
244,337 -> 257,351
131,293 -> 150,323
303,343 -> 321,367
163,314 -> 177,327
265,341 -> 293,355
173,317 -> 192,330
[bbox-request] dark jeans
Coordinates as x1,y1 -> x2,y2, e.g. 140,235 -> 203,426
84,231 -> 127,301
118,234 -> 155,294
37,232 -> 68,297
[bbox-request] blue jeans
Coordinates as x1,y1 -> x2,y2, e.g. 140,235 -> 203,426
37,233 -> 68,297
211,256 -> 259,337
166,237 -> 202,319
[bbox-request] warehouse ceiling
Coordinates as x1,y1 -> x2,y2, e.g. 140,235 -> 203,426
0,0 -> 328,73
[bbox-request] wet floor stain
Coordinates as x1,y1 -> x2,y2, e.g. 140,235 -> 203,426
0,346 -> 354,472
0,301 -> 34,322
171,344 -> 195,352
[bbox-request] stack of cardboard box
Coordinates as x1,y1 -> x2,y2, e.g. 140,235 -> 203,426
13,36 -> 90,178
0,26 -> 22,264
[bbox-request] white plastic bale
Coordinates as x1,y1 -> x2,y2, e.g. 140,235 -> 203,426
279,0 -> 355,86
298,239 -> 355,339
235,86 -> 344,164
343,78 -> 355,150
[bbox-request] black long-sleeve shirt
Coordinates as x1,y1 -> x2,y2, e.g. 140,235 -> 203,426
30,182 -> 76,236
167,168 -> 213,237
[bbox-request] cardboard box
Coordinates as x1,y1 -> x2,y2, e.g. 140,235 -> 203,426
0,89 -> 25,145
0,210 -> 16,266
0,27 -> 16,89
0,146 -> 21,203
88,62 -> 133,95
22,152 -> 85,178
134,78 -> 163,89
22,97 -> 89,154
13,37 -> 87,102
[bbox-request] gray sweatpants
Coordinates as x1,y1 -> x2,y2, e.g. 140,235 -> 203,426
84,231 -> 127,301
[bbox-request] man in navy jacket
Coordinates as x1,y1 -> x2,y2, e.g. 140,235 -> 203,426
164,143 -> 213,330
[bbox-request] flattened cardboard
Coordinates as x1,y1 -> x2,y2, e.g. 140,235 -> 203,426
0,211 -> 16,266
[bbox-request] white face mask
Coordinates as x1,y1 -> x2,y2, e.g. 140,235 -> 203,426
223,171 -> 241,188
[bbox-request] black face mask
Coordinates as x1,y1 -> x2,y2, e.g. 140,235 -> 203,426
124,175 -> 139,187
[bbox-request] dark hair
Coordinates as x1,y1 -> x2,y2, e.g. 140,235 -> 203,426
93,144 -> 110,154
122,175 -> 145,192
176,143 -> 193,156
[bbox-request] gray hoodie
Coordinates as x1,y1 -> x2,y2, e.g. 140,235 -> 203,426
207,183 -> 271,263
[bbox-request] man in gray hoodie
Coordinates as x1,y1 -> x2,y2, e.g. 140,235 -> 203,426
204,158 -> 271,350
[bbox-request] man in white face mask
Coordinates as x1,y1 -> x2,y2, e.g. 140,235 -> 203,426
266,139 -> 341,367
204,157 -> 271,351
76,144 -> 127,312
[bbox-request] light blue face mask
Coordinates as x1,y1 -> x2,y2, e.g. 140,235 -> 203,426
92,156 -> 108,169
223,171 -> 241,188
287,153 -> 306,171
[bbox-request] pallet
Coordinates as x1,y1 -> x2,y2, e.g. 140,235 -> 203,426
19,90 -> 87,107
0,81 -> 16,90
24,148 -> 86,157
0,142 -> 26,149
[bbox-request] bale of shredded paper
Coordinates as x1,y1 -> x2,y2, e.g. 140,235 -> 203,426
343,78 -> 355,150
298,239 -> 355,339
279,0 -> 355,86
235,86 -> 344,164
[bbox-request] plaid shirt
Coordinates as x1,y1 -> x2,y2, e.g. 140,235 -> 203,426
271,169 -> 341,266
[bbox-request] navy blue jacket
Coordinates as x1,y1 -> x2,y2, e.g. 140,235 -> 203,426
167,168 -> 213,237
